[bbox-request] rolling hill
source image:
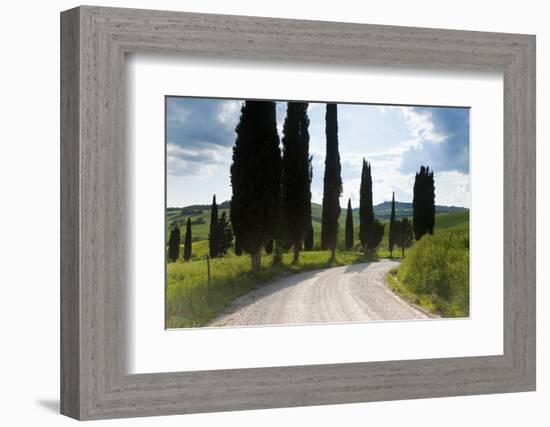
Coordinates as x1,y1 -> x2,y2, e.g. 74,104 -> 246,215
167,201 -> 469,244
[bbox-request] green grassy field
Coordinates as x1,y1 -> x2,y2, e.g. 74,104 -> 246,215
166,209 -> 470,328
169,208 -> 469,260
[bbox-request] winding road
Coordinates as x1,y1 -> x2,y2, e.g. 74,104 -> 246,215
208,259 -> 431,327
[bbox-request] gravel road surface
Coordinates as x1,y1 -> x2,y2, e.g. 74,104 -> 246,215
208,259 -> 431,327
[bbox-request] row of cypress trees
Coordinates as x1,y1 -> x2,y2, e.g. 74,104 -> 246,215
230,100 -> 314,271
344,163 -> 435,257
343,160 -> 384,252
168,218 -> 192,262
173,101 -> 436,267
208,195 -> 234,258
387,165 -> 436,258
229,100 -> 437,270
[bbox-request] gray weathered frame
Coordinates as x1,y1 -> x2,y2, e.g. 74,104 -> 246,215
60,5 -> 536,420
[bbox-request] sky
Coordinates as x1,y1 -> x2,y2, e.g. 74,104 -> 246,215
166,97 -> 470,209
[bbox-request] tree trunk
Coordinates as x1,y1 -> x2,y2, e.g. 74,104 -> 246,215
330,246 -> 336,260
251,249 -> 262,273
292,243 -> 300,264
402,247 -> 405,258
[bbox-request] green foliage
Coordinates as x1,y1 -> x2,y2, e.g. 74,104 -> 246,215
345,198 -> 354,250
413,166 -> 435,240
281,102 -> 312,261
320,103 -> 342,255
183,217 -> 192,261
394,217 -> 414,257
396,230 -> 469,317
230,101 -> 282,270
167,225 -> 180,262
367,220 -> 385,250
166,250 -> 373,328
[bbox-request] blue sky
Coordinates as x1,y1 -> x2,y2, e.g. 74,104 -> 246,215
166,97 -> 470,208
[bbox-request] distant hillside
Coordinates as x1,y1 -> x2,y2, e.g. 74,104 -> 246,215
167,201 -> 468,243
305,201 -> 466,225
371,200 -> 467,221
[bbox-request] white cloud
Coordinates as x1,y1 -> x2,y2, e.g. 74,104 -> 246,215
166,143 -> 231,177
399,106 -> 445,145
217,100 -> 242,128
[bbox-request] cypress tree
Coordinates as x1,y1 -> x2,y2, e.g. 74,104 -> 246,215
359,159 -> 374,250
320,103 -> 342,258
234,235 -> 243,256
281,102 -> 312,264
167,225 -> 181,262
217,211 -> 233,256
304,223 -> 314,251
395,217 -> 414,257
389,191 -> 396,257
183,217 -> 192,261
345,198 -> 354,250
230,101 -> 282,272
367,220 -> 385,249
209,195 -> 219,258
427,169 -> 436,235
413,166 -> 435,240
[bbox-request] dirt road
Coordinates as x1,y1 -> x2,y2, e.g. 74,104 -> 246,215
208,259 -> 431,327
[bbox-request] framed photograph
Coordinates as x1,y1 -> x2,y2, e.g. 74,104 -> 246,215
61,6 -> 536,420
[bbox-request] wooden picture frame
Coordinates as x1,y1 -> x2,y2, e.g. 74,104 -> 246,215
60,5 -> 536,420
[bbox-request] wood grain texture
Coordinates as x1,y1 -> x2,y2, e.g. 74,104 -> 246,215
60,5 -> 536,420
60,7 -> 80,419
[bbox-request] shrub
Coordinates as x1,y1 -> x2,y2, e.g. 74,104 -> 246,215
397,230 -> 469,317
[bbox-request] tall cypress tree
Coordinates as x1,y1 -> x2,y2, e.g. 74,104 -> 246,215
230,100 -> 282,272
167,225 -> 181,262
345,198 -> 354,250
234,235 -> 243,256
304,223 -> 314,251
413,166 -> 435,240
320,103 -> 342,258
209,195 -> 219,258
389,191 -> 396,257
183,217 -> 192,261
359,159 -> 374,250
217,211 -> 233,256
281,102 -> 312,264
